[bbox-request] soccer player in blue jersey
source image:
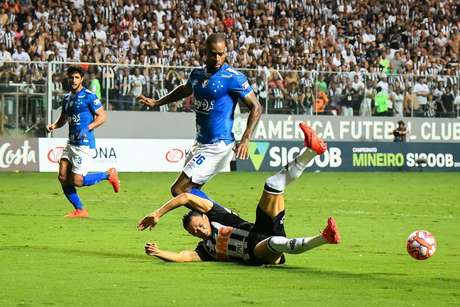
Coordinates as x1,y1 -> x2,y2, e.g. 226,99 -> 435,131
138,33 -> 262,197
138,123 -> 339,265
47,66 -> 120,218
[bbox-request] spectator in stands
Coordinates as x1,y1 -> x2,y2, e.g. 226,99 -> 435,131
390,84 -> 405,117
314,84 -> 329,115
373,87 -> 389,116
340,81 -> 354,116
89,70 -> 102,100
1,0 -> 459,118
413,77 -> 430,117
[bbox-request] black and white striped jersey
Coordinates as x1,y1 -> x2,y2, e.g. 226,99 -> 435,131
195,204 -> 258,263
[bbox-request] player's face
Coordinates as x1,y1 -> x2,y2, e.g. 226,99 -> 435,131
68,73 -> 84,92
186,215 -> 211,239
205,41 -> 226,73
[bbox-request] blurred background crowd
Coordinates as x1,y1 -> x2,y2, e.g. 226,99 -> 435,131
0,0 -> 459,131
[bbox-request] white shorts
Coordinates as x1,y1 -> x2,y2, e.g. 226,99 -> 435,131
61,143 -> 95,176
183,141 -> 234,185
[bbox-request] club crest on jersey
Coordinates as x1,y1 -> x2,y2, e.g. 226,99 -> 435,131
202,79 -> 209,87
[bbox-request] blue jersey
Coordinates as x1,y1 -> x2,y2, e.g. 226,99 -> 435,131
187,63 -> 253,144
62,87 -> 103,148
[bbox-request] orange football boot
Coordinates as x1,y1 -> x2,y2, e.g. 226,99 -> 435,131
321,217 -> 341,244
299,122 -> 327,155
65,209 -> 89,218
107,168 -> 120,193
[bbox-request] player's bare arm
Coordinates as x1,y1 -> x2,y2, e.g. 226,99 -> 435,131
77,107 -> 106,140
88,108 -> 107,130
137,193 -> 213,230
137,83 -> 193,107
235,91 -> 262,160
145,243 -> 202,262
46,111 -> 68,132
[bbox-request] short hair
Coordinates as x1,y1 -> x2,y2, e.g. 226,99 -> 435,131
206,33 -> 226,48
182,210 -> 203,230
67,66 -> 85,77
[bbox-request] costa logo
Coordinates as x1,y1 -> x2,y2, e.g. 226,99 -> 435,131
47,146 -> 65,163
165,148 -> 185,163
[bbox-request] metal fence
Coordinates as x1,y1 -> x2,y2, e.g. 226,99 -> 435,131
1,61 -> 459,137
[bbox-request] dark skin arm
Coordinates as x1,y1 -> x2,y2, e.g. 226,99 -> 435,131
137,83 -> 193,107
234,91 -> 262,160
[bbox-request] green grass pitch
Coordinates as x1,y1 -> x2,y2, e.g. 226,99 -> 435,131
1,172 -> 459,306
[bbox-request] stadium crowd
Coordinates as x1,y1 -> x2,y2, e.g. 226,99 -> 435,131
0,0 -> 459,119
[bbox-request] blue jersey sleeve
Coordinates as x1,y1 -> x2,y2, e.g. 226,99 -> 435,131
87,92 -> 103,114
229,71 -> 253,100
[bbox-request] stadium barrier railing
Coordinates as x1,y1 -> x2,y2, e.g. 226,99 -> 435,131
0,61 -> 459,137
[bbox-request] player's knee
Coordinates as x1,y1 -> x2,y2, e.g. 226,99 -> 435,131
71,175 -> 84,187
58,174 -> 67,184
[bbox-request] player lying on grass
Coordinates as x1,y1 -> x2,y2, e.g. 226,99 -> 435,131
138,123 -> 340,265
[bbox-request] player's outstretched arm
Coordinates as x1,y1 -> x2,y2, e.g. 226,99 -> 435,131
235,91 -> 262,159
137,193 -> 213,230
145,243 -> 202,262
137,83 -> 193,107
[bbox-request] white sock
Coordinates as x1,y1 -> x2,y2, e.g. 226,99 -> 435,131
265,148 -> 316,192
267,235 -> 326,254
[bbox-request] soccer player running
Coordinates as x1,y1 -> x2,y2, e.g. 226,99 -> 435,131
47,66 -> 120,218
138,123 -> 340,265
137,33 -> 262,197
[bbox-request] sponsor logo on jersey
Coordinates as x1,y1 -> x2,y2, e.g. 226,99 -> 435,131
193,98 -> 214,113
242,81 -> 250,90
70,114 -> 80,125
220,74 -> 233,78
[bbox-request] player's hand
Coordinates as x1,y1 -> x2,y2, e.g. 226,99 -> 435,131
77,126 -> 90,140
138,212 -> 160,231
46,124 -> 56,133
145,242 -> 160,256
137,95 -> 158,107
234,138 -> 250,160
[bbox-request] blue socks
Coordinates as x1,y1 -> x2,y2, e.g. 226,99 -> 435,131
62,186 -> 83,209
190,187 -> 228,209
189,187 -> 211,200
62,172 -> 108,210
83,172 -> 108,186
